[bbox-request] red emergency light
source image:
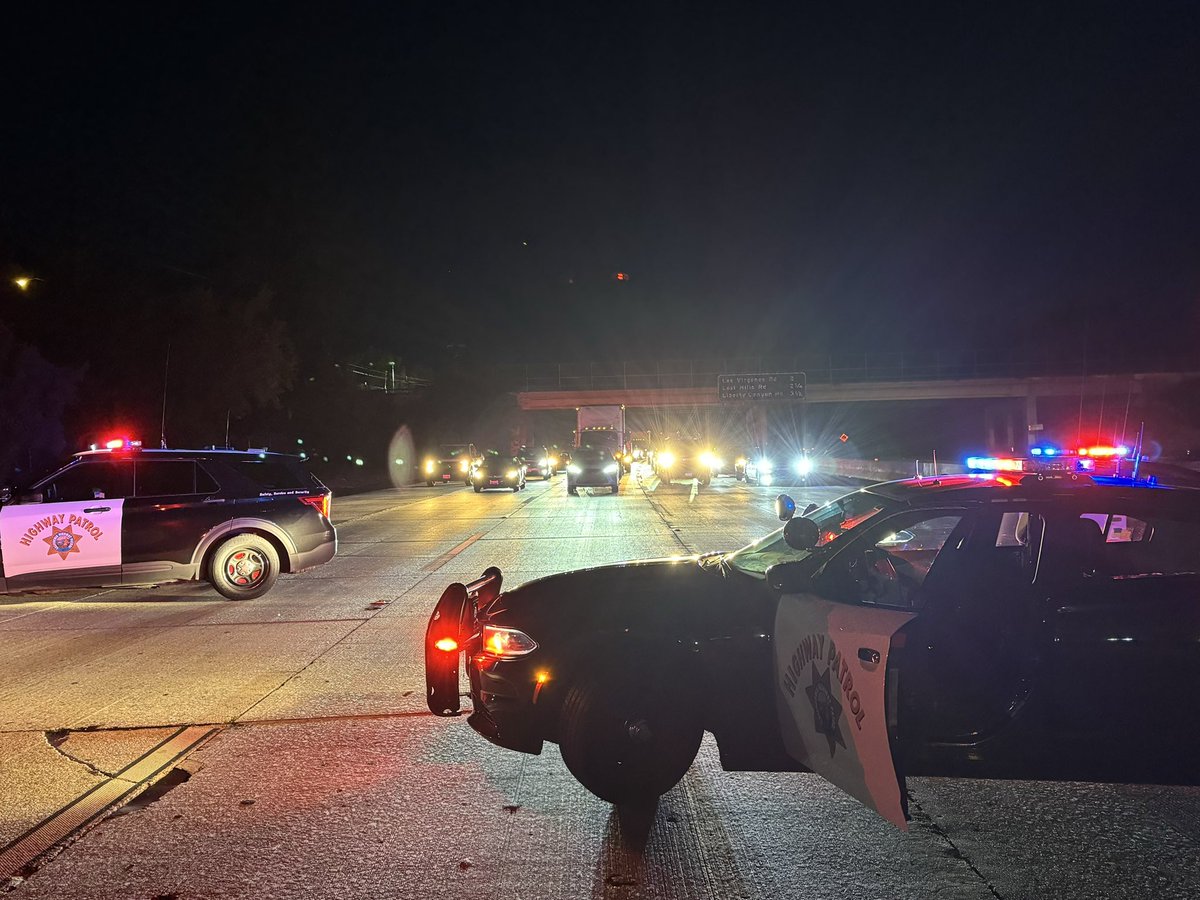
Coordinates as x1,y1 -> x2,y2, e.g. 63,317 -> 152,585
102,437 -> 143,451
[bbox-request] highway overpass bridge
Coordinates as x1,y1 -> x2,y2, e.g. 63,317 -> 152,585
504,355 -> 1198,449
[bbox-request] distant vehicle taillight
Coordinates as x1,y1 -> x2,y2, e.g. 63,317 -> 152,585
300,493 -> 331,518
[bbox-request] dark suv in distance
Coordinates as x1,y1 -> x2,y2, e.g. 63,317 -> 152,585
422,442 -> 480,486
566,446 -> 621,495
518,446 -> 555,480
0,446 -> 336,600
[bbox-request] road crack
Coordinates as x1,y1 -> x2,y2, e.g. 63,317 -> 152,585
907,792 -> 1005,899
636,474 -> 695,554
43,730 -> 118,780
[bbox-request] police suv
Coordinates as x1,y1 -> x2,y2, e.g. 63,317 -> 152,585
0,442 -> 336,600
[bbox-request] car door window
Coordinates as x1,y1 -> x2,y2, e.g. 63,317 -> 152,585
135,461 -> 205,497
1077,511 -> 1200,578
41,462 -> 134,502
817,512 -> 967,609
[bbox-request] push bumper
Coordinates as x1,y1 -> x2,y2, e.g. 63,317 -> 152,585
424,568 -> 544,755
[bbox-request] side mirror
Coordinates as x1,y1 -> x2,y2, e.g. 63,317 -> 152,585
0,486 -> 12,505
802,502 -> 819,516
783,516 -> 820,551
767,560 -> 814,594
775,493 -> 796,521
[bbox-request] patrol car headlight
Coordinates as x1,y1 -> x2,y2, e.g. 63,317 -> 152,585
549,456 -> 559,466
603,463 -> 618,475
538,457 -> 548,467
659,451 -> 675,468
460,460 -> 470,472
699,451 -> 716,468
472,470 -> 483,480
735,457 -> 746,467
793,457 -> 813,476
482,625 -> 539,658
567,464 -> 582,475
759,458 -> 773,473
424,459 -> 436,473
507,469 -> 519,479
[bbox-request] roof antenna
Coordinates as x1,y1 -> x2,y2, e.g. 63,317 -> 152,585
159,342 -> 170,449
932,449 -> 939,476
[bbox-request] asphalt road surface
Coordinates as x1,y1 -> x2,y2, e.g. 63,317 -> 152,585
2,469 -> 1198,899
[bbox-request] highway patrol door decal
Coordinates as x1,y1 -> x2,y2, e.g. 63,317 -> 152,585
775,593 -> 914,829
0,500 -> 124,579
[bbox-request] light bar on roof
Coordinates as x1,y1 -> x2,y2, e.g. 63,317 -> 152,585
966,456 -> 1024,472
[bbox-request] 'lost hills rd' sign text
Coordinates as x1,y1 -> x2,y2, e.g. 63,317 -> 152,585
717,372 -> 806,402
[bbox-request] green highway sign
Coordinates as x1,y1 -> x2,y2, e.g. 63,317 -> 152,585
717,372 -> 806,402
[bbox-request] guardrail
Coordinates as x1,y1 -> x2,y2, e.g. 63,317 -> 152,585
497,351 -> 1195,393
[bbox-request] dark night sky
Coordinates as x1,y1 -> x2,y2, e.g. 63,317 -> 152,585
4,2 -> 1199,365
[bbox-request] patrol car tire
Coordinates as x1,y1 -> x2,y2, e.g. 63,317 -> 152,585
209,534 -> 280,601
426,480 -> 436,487
474,485 -> 482,493
559,669 -> 703,806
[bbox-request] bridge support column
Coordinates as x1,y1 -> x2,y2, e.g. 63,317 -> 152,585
984,403 -> 1017,452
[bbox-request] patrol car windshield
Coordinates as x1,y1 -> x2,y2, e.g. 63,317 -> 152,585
437,445 -> 471,459
724,490 -> 889,578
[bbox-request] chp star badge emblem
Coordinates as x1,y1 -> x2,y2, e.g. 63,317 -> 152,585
805,663 -> 847,757
44,524 -> 83,560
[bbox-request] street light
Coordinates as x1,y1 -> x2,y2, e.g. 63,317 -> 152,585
13,277 -> 31,290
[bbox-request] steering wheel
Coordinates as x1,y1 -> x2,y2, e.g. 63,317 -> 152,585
849,549 -> 901,603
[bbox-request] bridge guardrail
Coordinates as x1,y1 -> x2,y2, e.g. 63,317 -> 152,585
500,352 -> 1194,393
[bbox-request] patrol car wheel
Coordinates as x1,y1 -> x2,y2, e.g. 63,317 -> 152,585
474,485 -> 482,493
426,480 -> 436,487
209,534 -> 280,600
559,669 -> 703,805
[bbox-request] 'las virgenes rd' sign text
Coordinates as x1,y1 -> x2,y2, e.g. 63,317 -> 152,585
717,372 -> 806,402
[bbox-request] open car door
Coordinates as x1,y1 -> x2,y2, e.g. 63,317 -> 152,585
775,592 -> 915,828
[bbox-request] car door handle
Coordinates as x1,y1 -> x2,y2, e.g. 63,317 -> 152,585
83,506 -> 111,514
858,647 -> 881,664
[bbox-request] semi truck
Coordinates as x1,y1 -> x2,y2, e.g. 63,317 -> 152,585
575,406 -> 626,459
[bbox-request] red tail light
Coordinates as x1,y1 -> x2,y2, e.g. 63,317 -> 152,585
300,493 -> 331,518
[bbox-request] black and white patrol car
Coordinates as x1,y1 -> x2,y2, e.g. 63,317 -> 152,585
0,444 -> 336,600
427,473 -> 1200,828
